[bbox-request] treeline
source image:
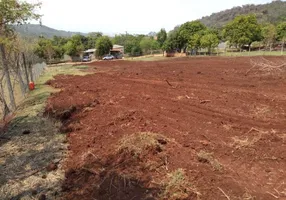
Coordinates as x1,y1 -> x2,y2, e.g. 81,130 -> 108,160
161,14 -> 286,55
34,14 -> 286,63
34,32 -> 163,62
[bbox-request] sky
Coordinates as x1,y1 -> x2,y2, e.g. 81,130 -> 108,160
28,0 -> 273,35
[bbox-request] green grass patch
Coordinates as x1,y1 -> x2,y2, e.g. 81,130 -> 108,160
125,54 -> 171,61
75,65 -> 89,70
222,51 -> 286,57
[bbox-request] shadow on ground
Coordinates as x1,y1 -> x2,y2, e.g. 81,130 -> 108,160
0,86 -> 66,200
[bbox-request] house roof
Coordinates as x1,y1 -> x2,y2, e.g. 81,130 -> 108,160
113,45 -> 124,49
84,49 -> 96,53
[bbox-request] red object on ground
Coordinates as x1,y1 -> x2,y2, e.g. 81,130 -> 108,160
29,82 -> 35,90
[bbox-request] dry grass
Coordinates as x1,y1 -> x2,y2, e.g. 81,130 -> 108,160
118,132 -> 167,156
160,168 -> 200,200
197,151 -> 223,171
0,64 -> 91,199
232,128 -> 265,149
232,135 -> 262,148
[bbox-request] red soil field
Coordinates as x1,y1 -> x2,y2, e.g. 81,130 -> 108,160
46,57 -> 286,200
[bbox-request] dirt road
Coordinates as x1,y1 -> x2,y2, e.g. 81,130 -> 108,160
46,57 -> 286,200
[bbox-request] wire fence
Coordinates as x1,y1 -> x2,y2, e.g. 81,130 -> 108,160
0,62 -> 47,118
31,62 -> 47,81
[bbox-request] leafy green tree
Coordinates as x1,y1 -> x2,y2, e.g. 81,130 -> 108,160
276,22 -> 286,54
223,14 -> 262,51
262,23 -> 276,51
140,37 -> 160,54
131,45 -> 142,56
188,33 -> 202,51
0,0 -> 41,111
34,37 -> 55,63
64,34 -> 84,57
157,28 -> 167,54
178,21 -> 207,52
113,33 -> 144,56
165,26 -> 184,52
51,36 -> 67,59
86,32 -> 102,49
200,33 -> 219,55
95,36 -> 113,58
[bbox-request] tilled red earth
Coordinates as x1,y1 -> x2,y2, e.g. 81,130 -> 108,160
46,57 -> 286,200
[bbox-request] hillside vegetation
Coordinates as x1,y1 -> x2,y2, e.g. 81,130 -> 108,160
200,1 -> 286,28
13,24 -> 86,38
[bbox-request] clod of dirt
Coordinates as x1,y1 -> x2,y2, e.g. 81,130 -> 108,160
22,130 -> 31,135
200,100 -> 211,104
157,139 -> 167,145
42,174 -> 47,179
45,80 -> 52,85
57,106 -> 77,121
38,194 -> 46,200
31,189 -> 37,195
46,163 -> 58,172
60,126 -> 73,133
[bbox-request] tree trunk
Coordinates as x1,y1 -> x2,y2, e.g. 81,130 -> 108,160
282,40 -> 285,55
16,56 -> 27,97
28,62 -> 34,82
22,52 -> 30,86
0,86 -> 11,119
0,44 -> 16,111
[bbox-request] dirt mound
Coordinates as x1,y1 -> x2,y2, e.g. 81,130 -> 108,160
46,57 -> 286,200
61,132 -> 198,200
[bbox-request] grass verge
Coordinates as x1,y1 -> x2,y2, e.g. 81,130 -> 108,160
0,64 -> 91,200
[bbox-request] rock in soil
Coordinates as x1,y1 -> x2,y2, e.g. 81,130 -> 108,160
22,130 -> 31,135
46,163 -> 58,172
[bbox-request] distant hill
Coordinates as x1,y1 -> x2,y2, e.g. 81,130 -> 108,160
13,24 -> 86,38
200,1 -> 286,28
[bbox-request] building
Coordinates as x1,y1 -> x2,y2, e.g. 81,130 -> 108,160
112,45 -> 124,54
83,49 -> 96,60
110,45 -> 124,59
82,45 -> 124,60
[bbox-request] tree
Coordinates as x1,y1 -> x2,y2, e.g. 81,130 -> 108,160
51,36 -> 67,59
34,37 -> 55,63
223,14 -> 262,51
112,33 -> 145,56
95,36 -> 113,58
131,45 -> 142,57
262,23 -> 277,51
178,21 -> 207,52
200,33 -> 219,55
277,22 -> 286,54
157,29 -> 167,55
165,26 -> 184,52
0,0 -> 41,111
64,34 -> 84,58
140,37 -> 159,55
86,32 -> 102,49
